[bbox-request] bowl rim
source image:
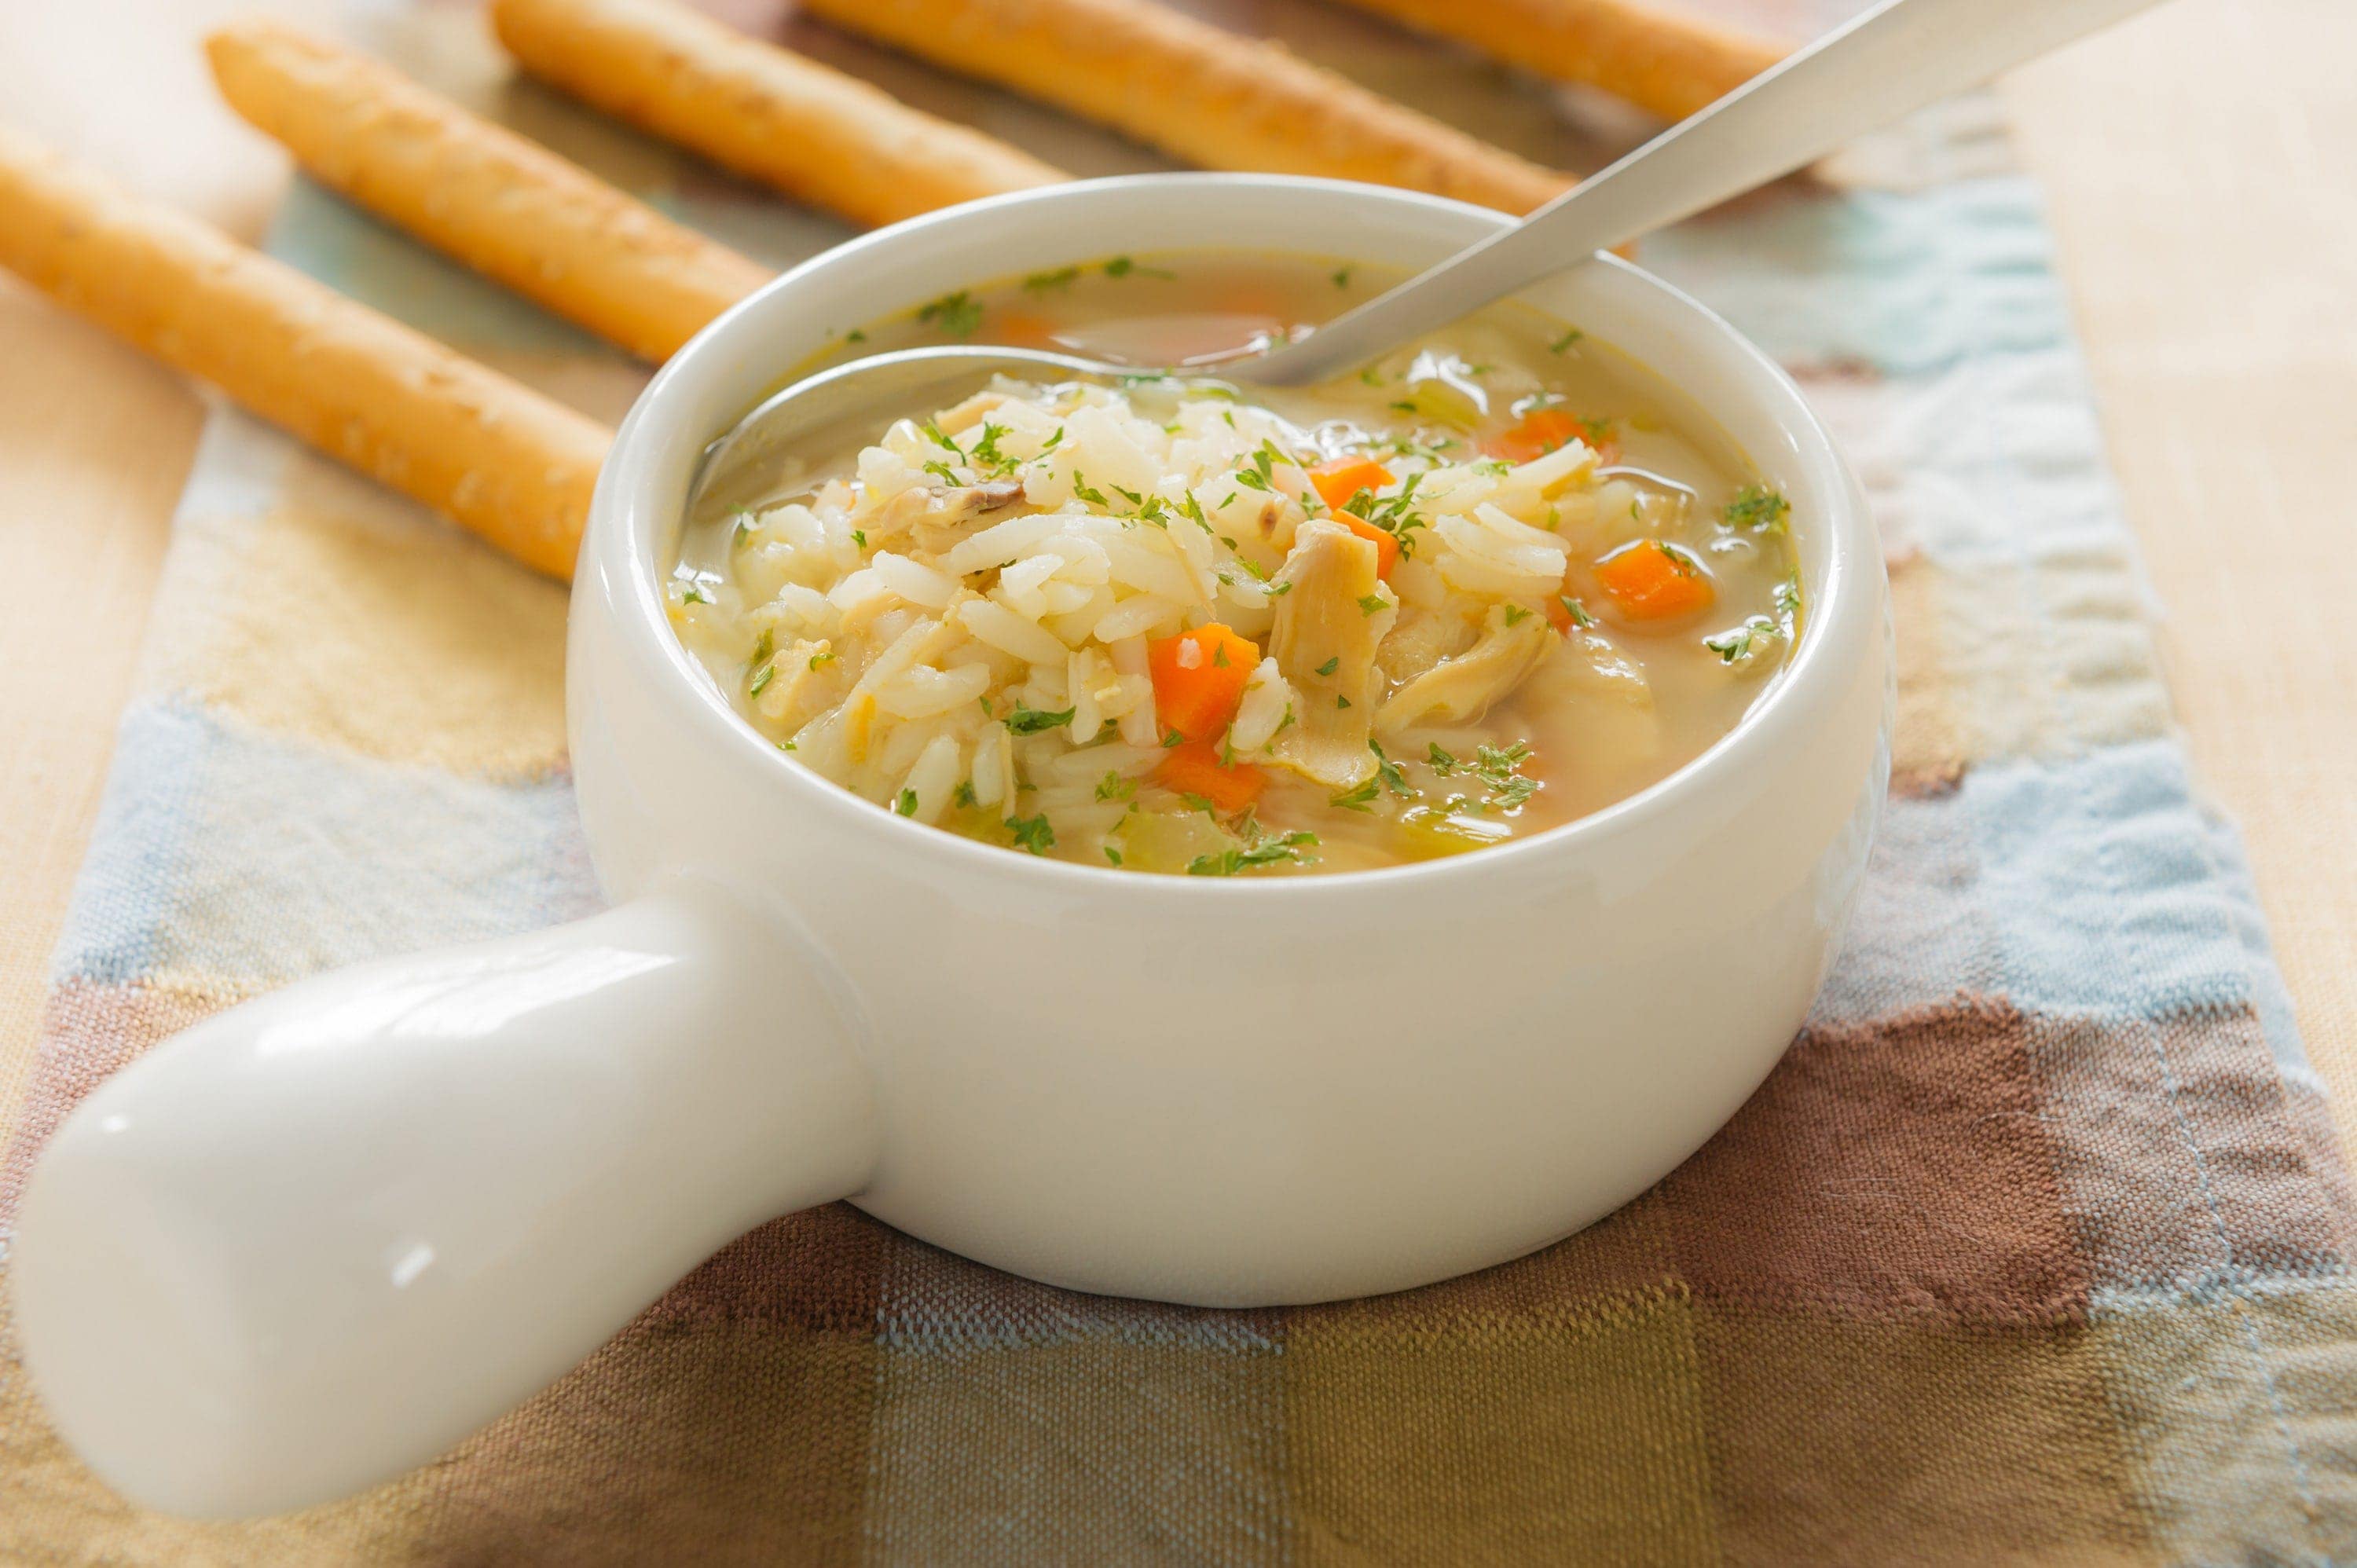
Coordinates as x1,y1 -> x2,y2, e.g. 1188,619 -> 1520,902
586,171 -> 1876,900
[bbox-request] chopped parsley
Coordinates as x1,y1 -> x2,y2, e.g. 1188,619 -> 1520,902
1069,471 -> 1111,507
1005,813 -> 1056,855
1427,742 -> 1458,775
1774,573 -> 1802,620
1111,483 -> 1171,527
955,780 -> 977,808
1724,485 -> 1791,534
1187,829 -> 1318,877
1105,844 -> 1124,866
1162,729 -> 1186,749
1331,264 -> 1354,289
1102,255 -> 1175,280
1370,739 -> 1411,797
1023,265 -> 1082,292
1355,594 -> 1388,615
1095,771 -> 1137,803
748,661 -> 776,698
1704,614 -> 1783,666
1559,594 -> 1596,628
969,421 -> 1018,477
895,789 -> 919,817
680,582 -> 713,606
1315,656 -> 1340,676
1357,471 -> 1429,556
1502,604 -> 1531,627
917,289 -> 984,337
1473,742 -> 1538,810
1330,777 -> 1380,812
808,650 -> 837,671
850,529 -> 867,548
1231,441 -> 1290,495
1006,702 -> 1076,735
1549,328 -> 1585,354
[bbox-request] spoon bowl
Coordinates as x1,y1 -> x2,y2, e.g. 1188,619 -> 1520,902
698,0 -> 2170,474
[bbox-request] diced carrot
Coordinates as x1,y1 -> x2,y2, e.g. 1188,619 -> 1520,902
1157,741 -> 1266,815
1484,408 -> 1618,467
1484,408 -> 1578,465
991,309 -> 1061,350
1147,623 -> 1260,742
1307,455 -> 1393,514
1336,513 -> 1400,580
1593,540 -> 1714,621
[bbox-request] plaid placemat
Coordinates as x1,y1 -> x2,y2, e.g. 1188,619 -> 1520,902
5,2 -> 2355,1562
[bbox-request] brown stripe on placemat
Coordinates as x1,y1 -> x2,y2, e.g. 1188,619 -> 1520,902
1662,995 -> 2094,1326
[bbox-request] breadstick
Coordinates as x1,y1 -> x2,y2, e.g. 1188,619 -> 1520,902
207,19 -> 771,362
1326,0 -> 1786,124
488,0 -> 1069,229
0,126 -> 607,580
793,0 -> 1571,214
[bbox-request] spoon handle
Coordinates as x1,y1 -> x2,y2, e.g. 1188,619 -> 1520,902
1242,0 -> 2168,386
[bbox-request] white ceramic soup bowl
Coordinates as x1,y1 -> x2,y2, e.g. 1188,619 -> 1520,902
11,174 -> 1890,1518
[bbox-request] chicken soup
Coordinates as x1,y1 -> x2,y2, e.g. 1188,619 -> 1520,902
671,253 -> 1800,876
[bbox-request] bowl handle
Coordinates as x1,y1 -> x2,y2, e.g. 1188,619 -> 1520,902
6,880 -> 878,1519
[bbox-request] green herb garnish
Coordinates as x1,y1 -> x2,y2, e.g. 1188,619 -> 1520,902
1724,485 -> 1791,534
1006,702 -> 1076,735
1006,813 -> 1056,855
918,290 -> 984,337
1187,829 -> 1318,877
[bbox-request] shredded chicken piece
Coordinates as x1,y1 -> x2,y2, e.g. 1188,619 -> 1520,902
1266,521 -> 1389,789
887,478 -> 1027,552
751,636 -> 845,734
1375,606 -> 1555,738
1377,606 -> 1480,688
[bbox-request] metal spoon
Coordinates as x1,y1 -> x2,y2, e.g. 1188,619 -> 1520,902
693,0 -> 2165,502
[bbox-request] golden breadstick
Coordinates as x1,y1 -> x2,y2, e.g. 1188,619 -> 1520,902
488,0 -> 1069,229
1328,0 -> 1786,124
792,0 -> 1571,215
0,126 -> 607,580
207,18 -> 771,362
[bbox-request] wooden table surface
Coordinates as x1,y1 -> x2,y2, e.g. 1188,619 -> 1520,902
2,0 -> 2352,1145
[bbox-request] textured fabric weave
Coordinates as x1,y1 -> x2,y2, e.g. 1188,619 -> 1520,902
4,3 -> 2355,1562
